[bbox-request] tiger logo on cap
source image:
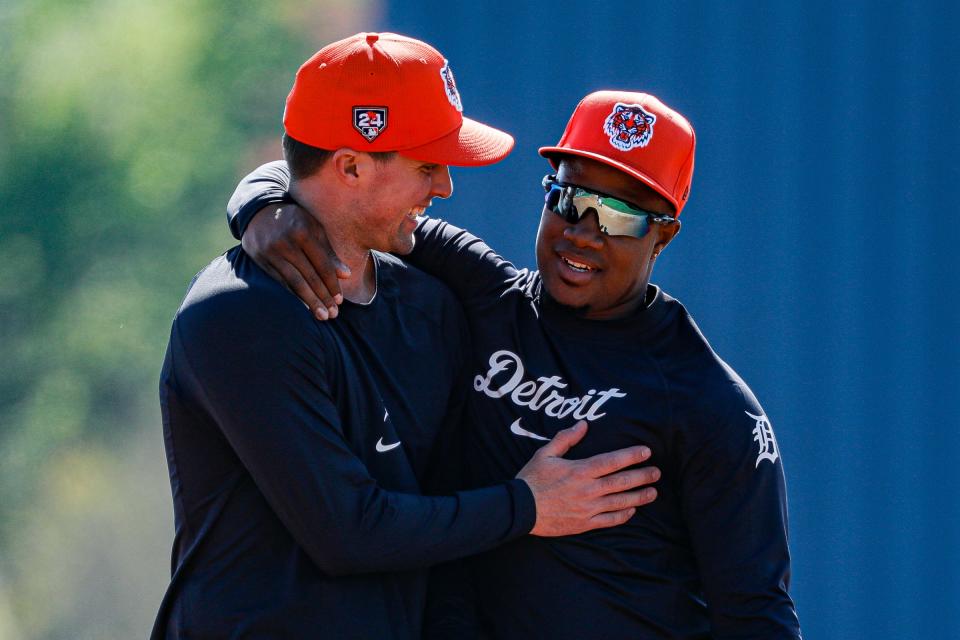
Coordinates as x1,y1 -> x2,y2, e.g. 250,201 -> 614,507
439,60 -> 463,112
603,103 -> 656,151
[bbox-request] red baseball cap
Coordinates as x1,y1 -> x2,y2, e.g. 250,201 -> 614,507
539,91 -> 696,215
284,32 -> 514,166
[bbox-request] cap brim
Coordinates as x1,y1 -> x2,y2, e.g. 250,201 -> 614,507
400,117 -> 514,167
538,146 -> 680,213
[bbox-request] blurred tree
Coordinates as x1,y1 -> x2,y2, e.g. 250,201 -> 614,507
0,0 -> 372,636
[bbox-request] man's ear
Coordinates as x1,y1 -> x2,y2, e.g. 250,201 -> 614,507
331,148 -> 368,184
651,220 -> 681,260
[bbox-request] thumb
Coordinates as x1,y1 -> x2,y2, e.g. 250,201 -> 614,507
538,420 -> 588,458
318,242 -> 350,279
334,258 -> 352,279
305,214 -> 350,279
317,244 -> 350,279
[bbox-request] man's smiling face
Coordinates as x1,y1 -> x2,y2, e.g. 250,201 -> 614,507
535,156 -> 680,320
355,154 -> 453,255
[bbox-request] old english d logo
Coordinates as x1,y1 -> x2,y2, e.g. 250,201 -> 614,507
746,411 -> 780,467
353,106 -> 388,142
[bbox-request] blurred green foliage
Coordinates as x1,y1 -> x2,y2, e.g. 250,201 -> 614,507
0,1 -> 369,636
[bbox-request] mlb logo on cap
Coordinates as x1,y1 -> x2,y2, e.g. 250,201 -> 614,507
353,107 -> 388,142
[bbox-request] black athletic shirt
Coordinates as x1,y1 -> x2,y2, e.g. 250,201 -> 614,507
152,247 -> 535,639
229,162 -> 802,639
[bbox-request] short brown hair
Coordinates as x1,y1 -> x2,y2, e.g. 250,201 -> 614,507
282,134 -> 396,180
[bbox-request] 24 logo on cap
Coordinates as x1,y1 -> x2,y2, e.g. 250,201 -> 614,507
353,106 -> 388,142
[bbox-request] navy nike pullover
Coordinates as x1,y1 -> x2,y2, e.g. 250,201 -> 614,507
228,161 -> 802,639
152,247 -> 535,639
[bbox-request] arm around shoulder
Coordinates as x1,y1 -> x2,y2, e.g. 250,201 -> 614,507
406,217 -> 521,309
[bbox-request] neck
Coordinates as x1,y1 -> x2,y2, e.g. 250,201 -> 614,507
290,181 -> 377,304
336,245 -> 376,303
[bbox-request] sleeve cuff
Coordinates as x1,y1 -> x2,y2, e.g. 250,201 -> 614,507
229,193 -> 293,240
506,478 -> 537,536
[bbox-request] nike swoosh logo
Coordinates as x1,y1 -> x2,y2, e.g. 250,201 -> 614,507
376,437 -> 401,453
510,418 -> 549,441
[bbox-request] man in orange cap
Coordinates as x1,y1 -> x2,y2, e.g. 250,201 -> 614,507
228,88 -> 802,637
152,35 -> 662,639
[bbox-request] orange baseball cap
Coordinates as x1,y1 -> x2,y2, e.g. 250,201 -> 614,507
539,91 -> 696,214
284,32 -> 514,167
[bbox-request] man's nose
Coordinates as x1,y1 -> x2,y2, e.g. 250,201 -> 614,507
563,210 -> 604,249
431,165 -> 453,199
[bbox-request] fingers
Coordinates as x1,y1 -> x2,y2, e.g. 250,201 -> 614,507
585,487 -> 658,532
522,426 -> 662,536
587,507 -> 638,530
536,420 -> 588,458
299,227 -> 350,307
596,487 -> 658,513
579,445 -> 652,478
280,209 -> 344,316
303,240 -> 352,280
586,486 -> 660,531
243,202 -> 348,321
293,254 -> 342,317
596,466 -> 661,495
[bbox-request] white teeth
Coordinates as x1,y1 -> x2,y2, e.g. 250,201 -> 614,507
562,256 -> 593,272
407,206 -> 426,220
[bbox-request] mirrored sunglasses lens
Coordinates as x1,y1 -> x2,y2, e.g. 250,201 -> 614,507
546,185 -> 581,223
569,192 -> 651,238
596,209 -> 650,237
558,189 -> 580,222
545,185 -> 566,218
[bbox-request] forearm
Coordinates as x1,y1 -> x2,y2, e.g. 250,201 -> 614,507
171,282 -> 535,576
408,217 -> 516,296
193,368 -> 534,575
300,481 -> 534,576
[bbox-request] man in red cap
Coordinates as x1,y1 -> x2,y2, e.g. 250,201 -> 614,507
228,88 -> 802,637
152,35 -> 662,639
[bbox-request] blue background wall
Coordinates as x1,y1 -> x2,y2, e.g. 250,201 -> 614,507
376,2 -> 960,637
3,1 -> 954,636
